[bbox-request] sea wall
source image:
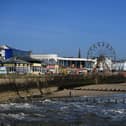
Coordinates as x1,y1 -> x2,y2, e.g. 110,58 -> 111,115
0,74 -> 125,103
0,76 -> 58,102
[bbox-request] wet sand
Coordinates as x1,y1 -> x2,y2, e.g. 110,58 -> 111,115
47,89 -> 120,98
47,83 -> 126,98
0,83 -> 126,103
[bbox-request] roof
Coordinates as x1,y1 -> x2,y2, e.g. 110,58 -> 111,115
58,57 -> 95,62
0,45 -> 9,49
20,56 -> 42,63
3,57 -> 30,64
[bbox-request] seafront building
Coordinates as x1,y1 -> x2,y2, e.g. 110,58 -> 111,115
0,45 -> 31,59
0,45 -> 96,74
0,45 -> 125,75
0,45 -> 43,74
30,54 -> 95,73
112,60 -> 126,71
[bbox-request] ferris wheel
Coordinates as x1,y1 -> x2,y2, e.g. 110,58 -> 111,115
87,42 -> 116,71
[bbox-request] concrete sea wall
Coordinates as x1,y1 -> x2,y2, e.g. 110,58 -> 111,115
0,77 -> 57,102
0,74 -> 125,103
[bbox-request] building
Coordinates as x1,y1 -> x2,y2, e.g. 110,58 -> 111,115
1,44 -> 126,75
0,45 -> 31,60
30,54 -> 96,74
31,54 -> 59,74
31,54 -> 58,63
0,45 -> 8,60
112,60 -> 126,71
31,54 -> 95,68
2,57 -> 31,74
1,57 -> 45,74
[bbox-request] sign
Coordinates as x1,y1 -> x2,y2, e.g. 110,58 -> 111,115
0,67 -> 7,74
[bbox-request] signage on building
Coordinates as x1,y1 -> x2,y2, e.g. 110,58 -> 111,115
0,67 -> 7,74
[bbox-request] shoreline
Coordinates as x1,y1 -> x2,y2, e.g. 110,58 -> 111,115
0,83 -> 126,103
46,83 -> 126,99
46,89 -> 122,99
1,88 -> 124,103
0,74 -> 125,103
1,90 -> 125,103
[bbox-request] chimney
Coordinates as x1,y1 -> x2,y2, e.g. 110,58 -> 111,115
78,48 -> 81,58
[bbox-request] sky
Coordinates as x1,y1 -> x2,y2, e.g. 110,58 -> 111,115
0,0 -> 126,59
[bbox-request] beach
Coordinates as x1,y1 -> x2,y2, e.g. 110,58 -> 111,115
47,83 -> 126,98
0,82 -> 126,103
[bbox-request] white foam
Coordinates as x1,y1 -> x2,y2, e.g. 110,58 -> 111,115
0,113 -> 26,120
0,104 -> 11,110
14,103 -> 32,109
43,99 -> 51,103
109,109 -> 125,114
60,106 -> 68,110
7,113 -> 26,120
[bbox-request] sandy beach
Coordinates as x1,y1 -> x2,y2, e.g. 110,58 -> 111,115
0,83 -> 126,103
47,83 -> 126,98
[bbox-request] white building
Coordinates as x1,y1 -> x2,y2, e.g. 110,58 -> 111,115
96,58 -> 113,71
112,61 -> 126,71
0,45 -> 9,60
30,54 -> 58,63
30,54 -> 96,71
31,54 -> 126,72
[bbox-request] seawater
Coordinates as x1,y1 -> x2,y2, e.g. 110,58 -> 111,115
0,94 -> 126,126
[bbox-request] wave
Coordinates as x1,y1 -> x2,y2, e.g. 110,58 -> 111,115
0,95 -> 126,125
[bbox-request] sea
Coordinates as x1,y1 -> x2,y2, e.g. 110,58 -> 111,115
0,94 -> 126,126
